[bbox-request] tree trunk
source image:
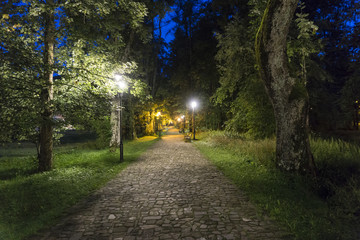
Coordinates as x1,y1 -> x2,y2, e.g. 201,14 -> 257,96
122,30 -> 134,62
354,102 -> 359,130
255,0 -> 316,175
151,17 -> 161,98
127,95 -> 137,140
110,95 -> 120,149
38,1 -> 55,172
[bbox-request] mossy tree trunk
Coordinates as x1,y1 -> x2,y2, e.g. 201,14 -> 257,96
38,1 -> 55,172
255,0 -> 316,175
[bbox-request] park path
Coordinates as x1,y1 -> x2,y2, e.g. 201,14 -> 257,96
30,128 -> 290,240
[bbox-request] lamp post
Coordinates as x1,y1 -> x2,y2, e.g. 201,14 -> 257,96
156,112 -> 161,137
115,74 -> 127,162
191,101 -> 197,140
177,117 -> 181,128
181,115 -> 185,133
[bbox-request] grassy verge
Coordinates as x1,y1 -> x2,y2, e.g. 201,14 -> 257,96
194,131 -> 360,240
0,136 -> 158,240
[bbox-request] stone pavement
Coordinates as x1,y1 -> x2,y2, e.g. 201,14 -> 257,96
29,128 -> 290,240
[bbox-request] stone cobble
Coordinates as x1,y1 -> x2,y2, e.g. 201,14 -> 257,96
29,129 -> 291,240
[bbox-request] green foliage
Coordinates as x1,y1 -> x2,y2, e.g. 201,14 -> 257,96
162,0 -> 224,130
197,105 -> 225,131
0,0 -> 152,156
88,117 -> 112,149
0,5 -> 43,142
214,12 -> 275,138
288,2 -> 320,84
195,131 -> 360,240
302,0 -> 360,130
288,81 -> 307,102
213,1 -> 324,138
0,136 -> 158,240
339,63 -> 360,128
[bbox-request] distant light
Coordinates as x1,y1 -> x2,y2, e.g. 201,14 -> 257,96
157,112 -> 161,116
181,115 -> 185,119
177,118 -> 181,122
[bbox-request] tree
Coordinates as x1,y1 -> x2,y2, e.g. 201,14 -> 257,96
304,0 -> 360,130
0,1 -> 57,171
38,0 -> 55,171
107,0 -> 176,146
213,0 -> 275,138
164,0 -> 225,129
167,0 -> 201,97
0,10 -> 42,145
255,0 -> 316,174
0,0 -> 148,171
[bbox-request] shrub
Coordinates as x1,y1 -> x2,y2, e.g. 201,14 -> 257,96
89,117 -> 111,149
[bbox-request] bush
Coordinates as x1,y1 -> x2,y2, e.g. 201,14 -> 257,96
89,117 -> 111,149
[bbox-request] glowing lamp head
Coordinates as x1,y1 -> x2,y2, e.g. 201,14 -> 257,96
191,101 -> 197,109
157,112 -> 161,117
115,74 -> 127,91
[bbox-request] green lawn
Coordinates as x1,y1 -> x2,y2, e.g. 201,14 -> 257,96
194,131 -> 360,240
0,136 -> 158,240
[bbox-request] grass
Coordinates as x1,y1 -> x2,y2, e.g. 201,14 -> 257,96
194,131 -> 360,240
0,136 -> 158,240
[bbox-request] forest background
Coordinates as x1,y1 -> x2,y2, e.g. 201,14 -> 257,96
1,0 -> 359,154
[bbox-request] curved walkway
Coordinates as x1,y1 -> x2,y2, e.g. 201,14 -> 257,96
30,128 -> 290,240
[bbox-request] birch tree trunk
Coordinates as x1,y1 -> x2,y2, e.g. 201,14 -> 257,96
255,0 -> 316,175
38,1 -> 55,172
110,95 -> 120,149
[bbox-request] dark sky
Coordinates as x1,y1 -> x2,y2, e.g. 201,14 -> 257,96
155,0 -> 211,44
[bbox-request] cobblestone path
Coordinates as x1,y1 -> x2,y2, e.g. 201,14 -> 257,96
30,128 -> 290,240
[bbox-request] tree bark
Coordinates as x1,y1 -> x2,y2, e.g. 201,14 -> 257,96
110,95 -> 120,149
151,16 -> 161,98
38,1 -> 55,172
255,0 -> 316,175
121,30 -> 134,62
127,95 -> 137,140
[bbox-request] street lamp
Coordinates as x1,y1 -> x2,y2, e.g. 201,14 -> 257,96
115,74 -> 127,162
177,117 -> 182,131
191,101 -> 197,140
181,115 -> 185,133
156,112 -> 161,137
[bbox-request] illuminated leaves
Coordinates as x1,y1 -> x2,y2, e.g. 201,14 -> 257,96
0,0 -> 151,143
2,14 -> 9,20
